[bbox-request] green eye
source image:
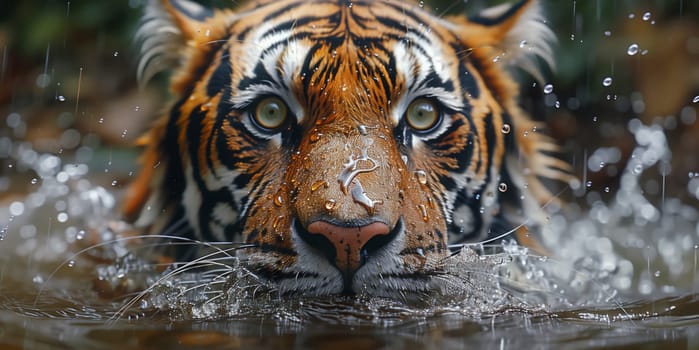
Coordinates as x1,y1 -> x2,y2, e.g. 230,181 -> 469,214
405,98 -> 440,132
254,97 -> 288,130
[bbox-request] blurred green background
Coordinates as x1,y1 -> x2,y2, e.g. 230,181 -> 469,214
0,0 -> 697,205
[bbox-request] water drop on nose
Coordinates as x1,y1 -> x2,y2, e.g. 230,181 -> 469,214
417,204 -> 429,222
67,260 -> 75,268
272,215 -> 284,229
501,124 -> 511,134
414,170 -> 427,185
498,183 -> 508,192
324,199 -> 336,211
543,84 -> 553,94
30,178 -> 38,185
642,12 -> 651,21
627,43 -> 639,56
602,77 -> 613,87
310,180 -> 328,192
273,194 -> 284,207
692,95 -> 699,104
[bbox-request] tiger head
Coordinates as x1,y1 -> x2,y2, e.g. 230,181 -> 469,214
125,0 -> 572,297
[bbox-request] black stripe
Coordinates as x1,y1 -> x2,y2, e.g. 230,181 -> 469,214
207,49 -> 231,97
452,42 -> 480,99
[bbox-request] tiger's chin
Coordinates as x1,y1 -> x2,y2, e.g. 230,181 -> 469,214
242,217 -> 447,298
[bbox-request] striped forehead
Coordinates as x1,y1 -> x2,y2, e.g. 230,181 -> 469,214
226,0 -> 467,122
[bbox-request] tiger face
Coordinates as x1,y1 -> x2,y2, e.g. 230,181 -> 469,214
125,0 -> 572,297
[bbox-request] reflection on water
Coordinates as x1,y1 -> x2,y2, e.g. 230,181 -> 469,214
1,114 -> 699,348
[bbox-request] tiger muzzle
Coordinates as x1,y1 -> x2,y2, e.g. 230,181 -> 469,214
289,126 -> 408,290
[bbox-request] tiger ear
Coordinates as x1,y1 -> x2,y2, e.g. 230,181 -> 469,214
136,0 -> 217,85
448,0 -> 555,82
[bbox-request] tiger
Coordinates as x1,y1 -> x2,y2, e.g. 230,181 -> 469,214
124,0 -> 573,298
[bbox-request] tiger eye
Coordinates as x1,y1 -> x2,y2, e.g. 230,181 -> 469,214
405,98 -> 439,132
254,97 -> 288,130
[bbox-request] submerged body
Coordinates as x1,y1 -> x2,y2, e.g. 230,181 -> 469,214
125,0 -> 571,297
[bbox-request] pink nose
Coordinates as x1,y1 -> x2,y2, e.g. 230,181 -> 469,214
307,221 -> 390,276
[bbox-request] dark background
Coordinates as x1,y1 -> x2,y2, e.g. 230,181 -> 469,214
0,0 -> 697,206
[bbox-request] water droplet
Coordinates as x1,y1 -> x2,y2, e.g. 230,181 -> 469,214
67,260 -> 75,268
311,180 -> 328,192
76,230 -> 85,240
417,204 -> 429,222
586,181 -> 592,188
98,117 -> 104,124
57,95 -> 66,102
57,212 -> 69,223
602,77 -> 613,87
133,106 -> 141,112
604,187 -> 610,193
692,95 -> 699,103
324,199 -> 336,211
273,194 -> 284,207
543,84 -> 554,94
501,124 -> 511,134
627,43 -> 639,56
272,215 -> 284,229
653,270 -> 661,277
633,164 -> 643,174
121,129 -> 128,138
113,51 -> 119,57
642,12 -> 651,21
519,40 -> 528,48
111,180 -> 118,186
309,132 -> 322,143
33,275 -> 44,284
414,170 -> 427,185
498,183 -> 508,192
418,0 -> 424,8
604,30 -> 612,37
628,13 -> 636,19
30,178 -> 38,185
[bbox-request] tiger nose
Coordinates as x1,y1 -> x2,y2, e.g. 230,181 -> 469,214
307,221 -> 391,278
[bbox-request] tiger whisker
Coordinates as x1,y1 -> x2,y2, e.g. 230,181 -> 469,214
108,251 -> 239,323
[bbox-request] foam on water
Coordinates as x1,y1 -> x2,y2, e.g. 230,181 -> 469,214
1,116 -> 698,323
